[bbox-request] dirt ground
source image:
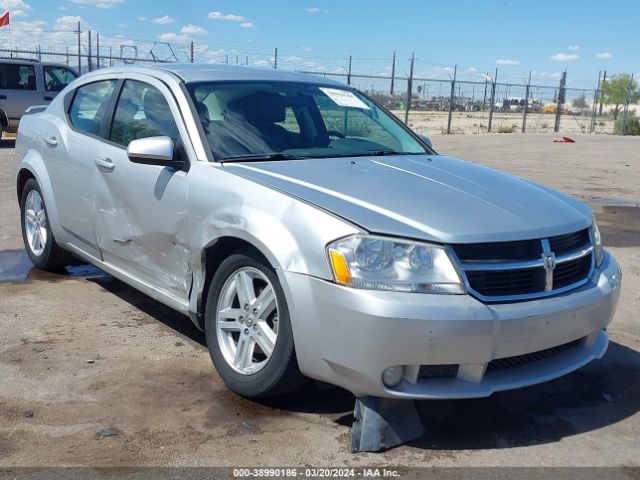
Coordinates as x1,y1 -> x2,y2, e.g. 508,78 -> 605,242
398,111 -> 616,136
0,134 -> 639,469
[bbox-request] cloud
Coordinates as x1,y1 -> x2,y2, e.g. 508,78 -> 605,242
550,53 -> 579,61
305,7 -> 327,13
158,32 -> 188,44
54,15 -> 87,30
181,24 -> 207,35
153,15 -> 174,25
0,0 -> 33,17
301,46 -> 312,52
240,22 -> 255,29
254,59 -> 270,67
208,11 -> 245,21
285,55 -> 302,61
137,16 -> 147,21
68,0 -> 124,9
596,52 -> 613,59
496,59 -> 520,65
467,66 -> 478,73
568,45 -> 580,51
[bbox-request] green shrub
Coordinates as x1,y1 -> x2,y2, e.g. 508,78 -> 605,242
614,115 -> 640,135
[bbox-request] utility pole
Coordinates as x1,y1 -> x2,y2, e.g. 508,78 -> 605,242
66,46 -> 69,66
245,55 -> 248,66
482,73 -> 488,111
522,70 -> 531,133
446,65 -> 457,134
109,46 -> 112,67
96,33 -> 100,69
598,70 -> 607,115
75,21 -> 81,73
404,52 -> 414,125
590,71 -> 601,133
87,30 -> 92,72
554,70 -> 567,132
488,67 -> 498,132
225,54 -> 229,64
190,41 -> 194,63
347,55 -> 352,86
390,51 -> 396,96
236,55 -> 239,65
274,47 -> 278,69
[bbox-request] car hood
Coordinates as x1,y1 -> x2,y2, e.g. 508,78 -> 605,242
224,154 -> 592,243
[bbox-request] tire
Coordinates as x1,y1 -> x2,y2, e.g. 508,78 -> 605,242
205,251 -> 307,399
20,178 -> 70,271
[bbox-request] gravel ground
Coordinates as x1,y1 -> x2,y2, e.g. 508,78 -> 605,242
0,134 -> 638,468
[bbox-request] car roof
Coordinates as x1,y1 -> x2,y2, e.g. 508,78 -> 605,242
0,58 -> 71,68
147,63 -> 347,87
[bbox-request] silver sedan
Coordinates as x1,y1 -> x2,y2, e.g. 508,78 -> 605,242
15,64 -> 621,399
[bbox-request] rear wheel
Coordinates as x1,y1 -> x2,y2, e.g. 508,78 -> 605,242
20,178 -> 69,270
205,251 -> 307,398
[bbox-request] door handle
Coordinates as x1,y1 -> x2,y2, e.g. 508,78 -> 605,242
95,157 -> 116,172
44,96 -> 53,102
44,136 -> 58,148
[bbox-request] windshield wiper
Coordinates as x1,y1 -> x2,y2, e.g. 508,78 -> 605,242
219,153 -> 307,163
329,151 -> 422,158
369,150 -> 421,156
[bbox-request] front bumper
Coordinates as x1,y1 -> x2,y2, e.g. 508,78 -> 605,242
281,251 -> 621,399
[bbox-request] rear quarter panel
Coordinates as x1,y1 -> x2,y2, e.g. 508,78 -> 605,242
15,111 -> 66,241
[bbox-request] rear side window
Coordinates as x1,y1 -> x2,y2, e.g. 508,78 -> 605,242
44,66 -> 77,92
110,80 -> 179,147
0,63 -> 37,91
68,80 -> 117,137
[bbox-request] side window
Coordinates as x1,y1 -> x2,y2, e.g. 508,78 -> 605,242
44,66 -> 77,92
110,80 -> 180,147
0,63 -> 37,90
68,80 -> 118,137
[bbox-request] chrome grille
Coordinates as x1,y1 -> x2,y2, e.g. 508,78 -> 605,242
451,228 -> 594,302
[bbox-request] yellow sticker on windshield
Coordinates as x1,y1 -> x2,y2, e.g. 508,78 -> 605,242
320,87 -> 370,110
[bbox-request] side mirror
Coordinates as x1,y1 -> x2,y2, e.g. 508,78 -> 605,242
127,136 -> 175,166
419,134 -> 433,148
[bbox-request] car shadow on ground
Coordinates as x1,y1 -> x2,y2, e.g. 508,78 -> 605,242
85,271 -> 640,450
0,139 -> 16,149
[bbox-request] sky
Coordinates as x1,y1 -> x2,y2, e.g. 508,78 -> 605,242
0,0 -> 638,89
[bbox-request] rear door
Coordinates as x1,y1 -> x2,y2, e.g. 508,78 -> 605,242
42,79 -> 119,258
0,63 -> 43,129
92,77 -> 191,298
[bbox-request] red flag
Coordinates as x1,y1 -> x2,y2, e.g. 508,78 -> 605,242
0,12 -> 9,27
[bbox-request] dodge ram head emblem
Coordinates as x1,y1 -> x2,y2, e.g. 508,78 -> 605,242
542,252 -> 557,291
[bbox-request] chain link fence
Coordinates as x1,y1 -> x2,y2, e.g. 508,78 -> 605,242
2,45 -> 638,136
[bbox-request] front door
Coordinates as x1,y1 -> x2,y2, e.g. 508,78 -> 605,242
92,78 -> 191,299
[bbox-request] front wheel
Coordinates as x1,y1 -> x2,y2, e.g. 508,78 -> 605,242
20,178 -> 69,270
204,251 -> 307,398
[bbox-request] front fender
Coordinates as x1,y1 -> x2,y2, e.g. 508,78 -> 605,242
186,165 -> 359,324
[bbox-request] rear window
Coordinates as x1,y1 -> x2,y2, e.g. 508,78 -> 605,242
68,80 -> 117,137
0,63 -> 37,91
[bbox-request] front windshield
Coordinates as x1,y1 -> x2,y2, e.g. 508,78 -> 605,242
187,81 -> 428,161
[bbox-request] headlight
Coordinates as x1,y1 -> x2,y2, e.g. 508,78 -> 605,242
592,217 -> 604,266
327,235 -> 465,294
